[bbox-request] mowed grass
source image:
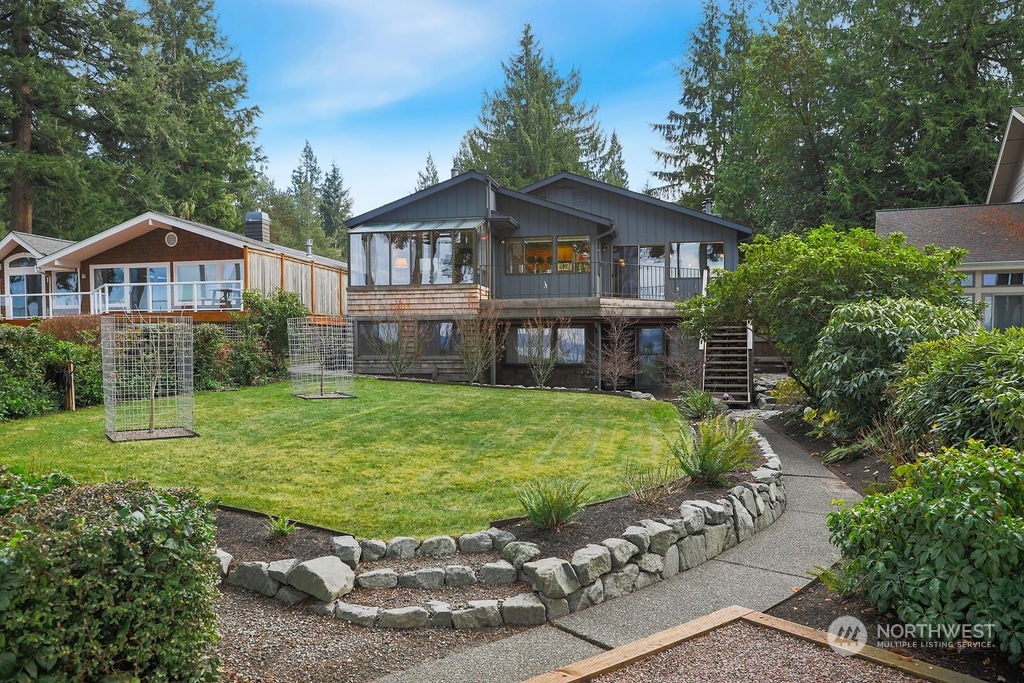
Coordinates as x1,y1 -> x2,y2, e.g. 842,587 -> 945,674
0,378 -> 680,538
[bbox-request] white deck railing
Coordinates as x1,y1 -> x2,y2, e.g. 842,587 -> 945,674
0,280 -> 245,319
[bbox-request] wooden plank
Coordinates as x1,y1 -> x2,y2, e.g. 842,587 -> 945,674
524,606 -> 752,682
740,612 -> 989,683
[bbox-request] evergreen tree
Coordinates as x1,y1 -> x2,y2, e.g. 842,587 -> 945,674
415,153 -> 441,191
453,24 -> 613,188
0,0 -> 258,237
599,132 -> 629,188
652,0 -> 750,207
0,0 -> 146,234
319,163 -> 353,254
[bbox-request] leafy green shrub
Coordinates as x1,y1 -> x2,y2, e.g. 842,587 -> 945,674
45,337 -> 103,408
194,323 -> 230,390
675,388 -> 721,420
769,376 -> 806,408
234,288 -> 309,373
0,325 -> 57,420
806,298 -> 979,438
828,442 -> 1024,662
0,473 -> 220,680
516,478 -> 590,529
679,226 -> 967,379
228,331 -> 274,386
892,328 -> 1024,450
668,414 -> 756,485
0,466 -> 77,515
263,514 -> 297,539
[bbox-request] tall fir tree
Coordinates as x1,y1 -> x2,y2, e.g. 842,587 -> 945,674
599,132 -> 629,188
453,24 -> 614,189
0,0 -> 146,234
652,0 -> 750,207
415,153 -> 441,191
319,162 -> 353,254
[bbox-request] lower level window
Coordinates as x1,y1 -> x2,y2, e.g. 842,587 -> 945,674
984,295 -> 1023,330
420,321 -> 460,356
507,325 -> 586,364
356,321 -> 398,355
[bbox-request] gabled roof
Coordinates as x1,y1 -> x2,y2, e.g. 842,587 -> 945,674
875,203 -> 1024,265
348,170 -> 615,232
38,211 -> 346,270
987,106 -> 1024,204
348,171 -> 494,228
0,231 -> 75,261
520,171 -> 754,236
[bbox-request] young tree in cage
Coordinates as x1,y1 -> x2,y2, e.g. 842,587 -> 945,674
366,302 -> 429,379
518,311 -> 570,387
588,310 -> 638,391
455,304 -> 507,384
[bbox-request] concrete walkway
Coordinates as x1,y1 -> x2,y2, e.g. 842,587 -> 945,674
375,420 -> 861,683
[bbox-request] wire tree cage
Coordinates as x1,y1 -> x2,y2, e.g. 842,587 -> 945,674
101,315 -> 196,441
287,316 -> 355,399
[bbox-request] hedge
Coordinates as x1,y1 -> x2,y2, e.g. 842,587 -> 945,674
0,469 -> 220,681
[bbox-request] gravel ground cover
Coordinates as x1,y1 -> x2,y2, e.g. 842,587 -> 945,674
589,621 -> 926,683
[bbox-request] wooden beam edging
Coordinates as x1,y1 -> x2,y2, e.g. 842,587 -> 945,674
525,606 -> 987,683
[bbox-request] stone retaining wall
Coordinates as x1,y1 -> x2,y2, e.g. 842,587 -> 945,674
219,430 -> 786,629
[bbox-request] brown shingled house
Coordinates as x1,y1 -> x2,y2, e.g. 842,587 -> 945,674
877,107 -> 1024,330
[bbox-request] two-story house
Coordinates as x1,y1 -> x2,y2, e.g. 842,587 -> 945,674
347,171 -> 753,392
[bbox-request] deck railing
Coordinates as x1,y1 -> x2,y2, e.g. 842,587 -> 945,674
493,262 -> 707,302
89,280 -> 244,315
1,292 -> 83,319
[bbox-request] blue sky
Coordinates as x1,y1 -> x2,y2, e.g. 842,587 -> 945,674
214,0 -> 711,215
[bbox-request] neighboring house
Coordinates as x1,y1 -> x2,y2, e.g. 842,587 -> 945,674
0,231 -> 77,319
876,107 -> 1024,331
347,170 -> 753,391
0,211 -> 347,324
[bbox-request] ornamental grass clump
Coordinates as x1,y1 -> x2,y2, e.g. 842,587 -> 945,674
668,414 -> 757,486
516,478 -> 590,529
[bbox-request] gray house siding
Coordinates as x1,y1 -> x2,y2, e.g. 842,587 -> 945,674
366,177 -> 490,221
530,180 -> 741,271
493,195 -> 604,299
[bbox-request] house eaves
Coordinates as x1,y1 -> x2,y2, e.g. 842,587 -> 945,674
987,105 -> 1024,204
0,231 -> 75,260
347,171 -> 495,228
520,171 -> 755,236
38,211 -> 346,270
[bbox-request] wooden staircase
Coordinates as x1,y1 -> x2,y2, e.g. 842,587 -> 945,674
702,325 -> 753,406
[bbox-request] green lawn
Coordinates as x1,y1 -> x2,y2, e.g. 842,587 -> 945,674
0,378 -> 680,538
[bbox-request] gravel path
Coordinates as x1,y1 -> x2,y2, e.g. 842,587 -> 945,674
216,585 -> 526,683
591,622 -> 926,683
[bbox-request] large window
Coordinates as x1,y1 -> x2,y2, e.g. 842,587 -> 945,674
983,294 -> 1023,330
356,321 -> 398,356
175,261 -> 242,307
506,325 -> 586,365
506,236 -> 591,275
669,242 -> 725,278
350,230 -> 477,286
91,264 -> 171,312
983,272 -> 1024,286
420,321 -> 460,356
5,254 -> 43,318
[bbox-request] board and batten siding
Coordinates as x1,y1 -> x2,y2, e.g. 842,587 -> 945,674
1010,158 -> 1024,203
531,181 -> 742,270
372,177 -> 491,222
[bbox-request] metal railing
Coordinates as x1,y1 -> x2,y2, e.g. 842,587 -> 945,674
89,280 -> 244,314
493,262 -> 707,302
1,292 -> 83,319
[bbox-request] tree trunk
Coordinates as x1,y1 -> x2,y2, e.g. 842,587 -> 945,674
11,19 -> 33,233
